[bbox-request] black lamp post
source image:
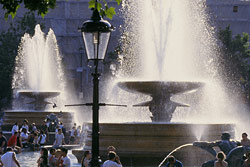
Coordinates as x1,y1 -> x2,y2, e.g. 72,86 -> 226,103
80,4 -> 113,167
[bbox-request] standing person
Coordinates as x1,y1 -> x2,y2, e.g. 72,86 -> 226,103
21,128 -> 29,148
81,150 -> 91,167
243,152 -> 250,167
53,129 -> 65,148
41,121 -> 49,143
21,119 -> 29,132
37,147 -> 49,167
39,130 -> 47,146
103,151 -> 122,167
48,148 -> 56,167
0,147 -> 21,167
214,151 -> 228,167
60,148 -> 71,167
76,126 -> 81,144
11,123 -> 19,136
69,126 -> 76,144
0,132 -> 7,154
166,156 -> 183,167
31,123 -> 37,132
241,133 -> 250,147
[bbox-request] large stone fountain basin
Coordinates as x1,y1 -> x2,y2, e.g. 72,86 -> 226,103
17,90 -> 60,99
117,81 -> 204,96
73,123 -> 235,166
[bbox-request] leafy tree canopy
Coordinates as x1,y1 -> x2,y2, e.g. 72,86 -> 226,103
0,0 -> 121,19
218,26 -> 250,102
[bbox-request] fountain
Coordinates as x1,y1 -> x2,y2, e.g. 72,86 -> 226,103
3,25 -> 73,131
117,81 -> 204,122
75,0 -> 246,166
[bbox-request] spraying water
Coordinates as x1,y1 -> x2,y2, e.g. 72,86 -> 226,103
158,143 -> 193,167
12,24 -> 67,109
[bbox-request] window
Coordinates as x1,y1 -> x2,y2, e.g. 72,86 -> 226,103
233,6 -> 238,12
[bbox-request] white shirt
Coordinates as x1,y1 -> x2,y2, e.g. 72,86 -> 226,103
77,128 -> 81,137
21,132 -> 28,143
21,125 -> 29,132
62,156 -> 71,167
70,129 -> 76,137
1,151 -> 18,167
54,133 -> 64,146
103,160 -> 122,167
39,134 -> 46,144
11,125 -> 19,136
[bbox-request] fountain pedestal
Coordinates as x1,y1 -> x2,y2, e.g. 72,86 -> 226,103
118,81 -> 203,122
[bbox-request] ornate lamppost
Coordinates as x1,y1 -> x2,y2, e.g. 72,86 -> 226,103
80,3 -> 113,167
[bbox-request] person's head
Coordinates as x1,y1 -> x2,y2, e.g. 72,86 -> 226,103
55,149 -> 61,158
61,148 -> 68,157
77,125 -> 81,129
23,119 -> 28,125
107,146 -> 116,152
74,123 -> 76,126
216,151 -> 226,161
72,126 -> 76,130
242,133 -> 248,140
14,122 -> 18,125
22,128 -> 27,133
40,130 -> 44,134
32,123 -> 35,126
84,150 -> 91,159
40,148 -> 48,157
50,148 -> 56,155
221,132 -> 230,140
0,131 -> 3,138
108,151 -> 117,161
167,156 -> 176,164
6,147 -> 13,152
58,128 -> 62,134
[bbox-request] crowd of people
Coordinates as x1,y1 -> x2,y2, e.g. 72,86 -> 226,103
81,146 -> 122,167
0,146 -> 71,167
0,119 -> 82,154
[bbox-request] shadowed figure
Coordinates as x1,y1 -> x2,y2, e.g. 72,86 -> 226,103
193,133 -> 242,167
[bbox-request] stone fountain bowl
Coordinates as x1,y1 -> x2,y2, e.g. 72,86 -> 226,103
117,81 -> 204,96
17,90 -> 60,99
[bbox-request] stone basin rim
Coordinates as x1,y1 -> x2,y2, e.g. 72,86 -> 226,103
117,80 -> 205,96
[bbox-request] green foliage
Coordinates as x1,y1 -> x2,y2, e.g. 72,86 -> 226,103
1,0 -> 120,19
218,26 -> 250,101
0,0 -> 56,19
88,0 -> 121,19
0,12 -> 41,109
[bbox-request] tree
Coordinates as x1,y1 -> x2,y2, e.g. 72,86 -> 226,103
0,12 -> 42,109
218,26 -> 250,103
0,0 -> 121,19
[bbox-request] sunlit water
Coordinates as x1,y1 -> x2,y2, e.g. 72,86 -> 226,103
97,0 -> 250,139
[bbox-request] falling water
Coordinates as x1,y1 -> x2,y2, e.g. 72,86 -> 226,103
12,24 -> 66,109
